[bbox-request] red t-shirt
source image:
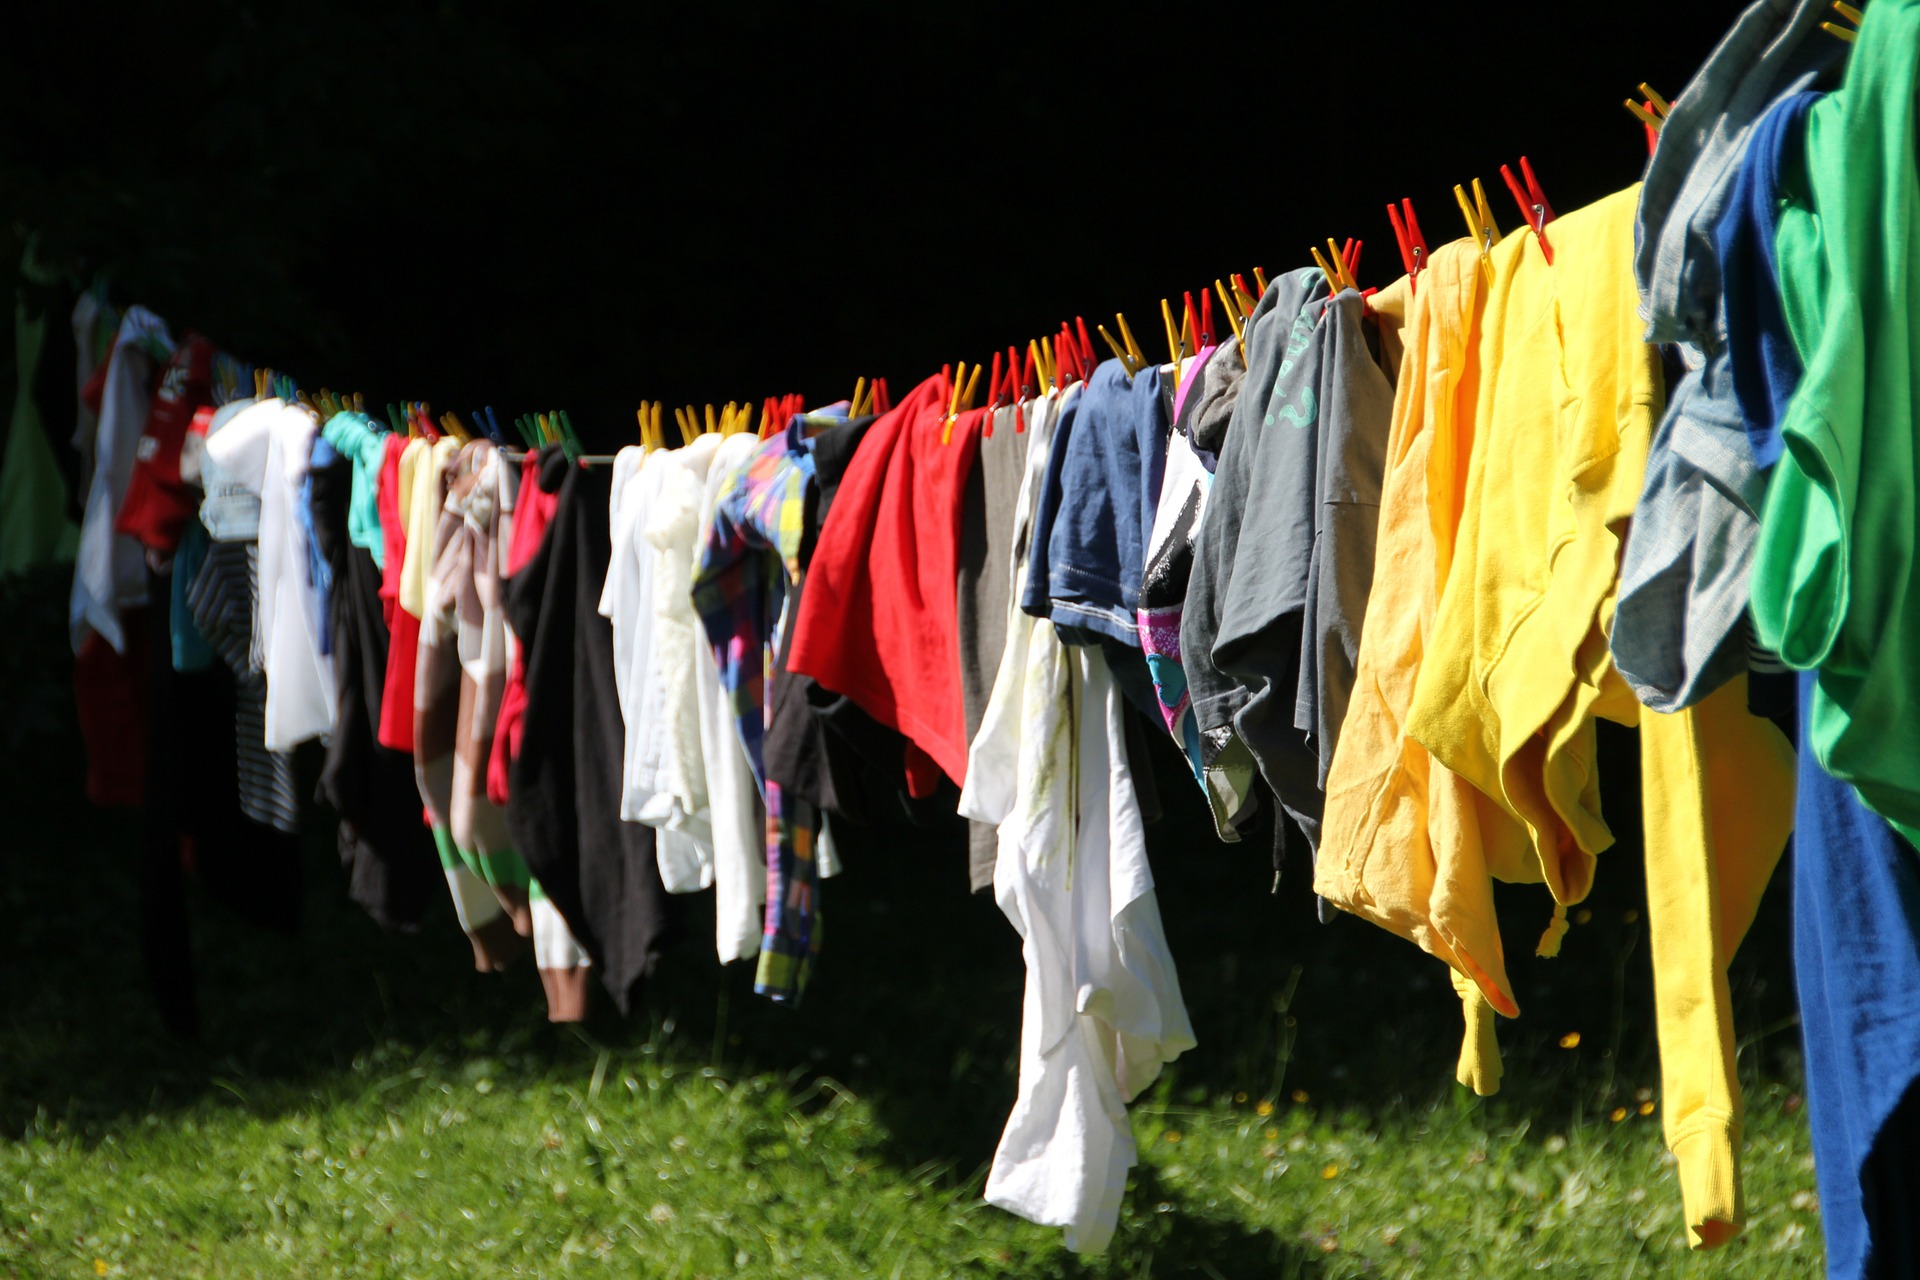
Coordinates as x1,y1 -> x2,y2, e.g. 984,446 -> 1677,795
115,335 -> 215,552
487,451 -> 562,805
787,371 -> 983,790
376,434 -> 408,626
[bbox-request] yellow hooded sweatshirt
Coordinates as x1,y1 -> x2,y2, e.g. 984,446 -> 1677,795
1402,185 -> 1795,1248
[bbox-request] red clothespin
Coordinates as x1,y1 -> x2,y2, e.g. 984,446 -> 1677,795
873,378 -> 890,414
1074,317 -> 1095,375
1387,198 -> 1428,295
984,351 -> 1003,435
1198,289 -> 1214,348
1500,156 -> 1556,264
1342,238 -> 1362,281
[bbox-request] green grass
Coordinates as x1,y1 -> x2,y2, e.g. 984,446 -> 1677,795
0,570 -> 1823,1276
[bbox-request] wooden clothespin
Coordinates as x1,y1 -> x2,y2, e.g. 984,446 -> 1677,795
1229,274 -> 1258,317
1311,238 -> 1359,293
1387,199 -> 1429,295
1500,156 -> 1556,264
1453,178 -> 1502,283
1821,0 -> 1862,41
1116,311 -> 1148,374
941,361 -> 967,445
1624,82 -> 1672,157
1214,279 -> 1248,365
1159,298 -> 1185,389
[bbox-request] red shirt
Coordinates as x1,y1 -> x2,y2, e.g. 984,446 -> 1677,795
487,450 -> 562,805
115,335 -> 214,552
788,371 -> 982,789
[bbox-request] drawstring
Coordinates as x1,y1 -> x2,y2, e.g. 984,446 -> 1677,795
1535,902 -> 1571,958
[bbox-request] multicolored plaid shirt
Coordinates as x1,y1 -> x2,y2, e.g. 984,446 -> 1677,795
691,425 -> 822,1001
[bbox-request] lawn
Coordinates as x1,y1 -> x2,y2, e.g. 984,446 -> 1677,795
0,570 -> 1822,1277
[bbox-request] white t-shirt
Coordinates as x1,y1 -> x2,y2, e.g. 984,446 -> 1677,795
230,399 -> 337,750
962,388 -> 1194,1255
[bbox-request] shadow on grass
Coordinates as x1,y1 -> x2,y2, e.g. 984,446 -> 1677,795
0,567 -> 1802,1213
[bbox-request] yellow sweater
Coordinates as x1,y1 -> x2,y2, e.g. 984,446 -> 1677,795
1403,185 -> 1796,1247
1314,239 -> 1537,1097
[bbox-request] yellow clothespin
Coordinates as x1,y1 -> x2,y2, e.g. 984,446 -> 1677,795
1624,80 -> 1674,131
1822,0 -> 1861,40
637,402 -> 654,450
1114,311 -> 1148,375
1454,178 -> 1502,282
940,362 -> 965,444
1251,267 -> 1268,295
850,376 -> 868,418
1214,279 -> 1247,365
442,411 -> 471,443
705,404 -> 718,436
961,361 -> 984,411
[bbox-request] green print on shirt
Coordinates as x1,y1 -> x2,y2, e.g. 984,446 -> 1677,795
1265,309 -> 1320,430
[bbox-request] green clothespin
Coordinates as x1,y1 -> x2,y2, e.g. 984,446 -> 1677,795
557,409 -> 582,462
512,413 -> 536,448
386,403 -> 405,435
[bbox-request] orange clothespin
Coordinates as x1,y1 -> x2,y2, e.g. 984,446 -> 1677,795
1387,198 -> 1428,295
1499,156 -> 1556,264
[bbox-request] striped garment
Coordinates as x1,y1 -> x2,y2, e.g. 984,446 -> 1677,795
183,537 -> 300,832
690,427 -> 822,1002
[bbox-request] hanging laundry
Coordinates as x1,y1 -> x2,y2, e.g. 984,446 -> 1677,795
1750,0 -> 1920,854
308,414 -> 438,931
955,398 -> 1034,891
486,443 -> 560,806
69,304 -> 165,653
962,382 -> 1193,1254
0,299 -> 80,576
1138,345 -> 1233,784
690,429 -> 770,966
505,447 -> 675,1016
1181,269 -> 1326,844
381,435 -> 454,753
788,371 -> 980,794
691,421 -> 837,1001
1403,186 -> 1796,1248
417,437 -> 541,969
116,334 -> 215,556
603,444 -> 712,894
1314,241 -> 1537,1095
1610,0 -> 1838,713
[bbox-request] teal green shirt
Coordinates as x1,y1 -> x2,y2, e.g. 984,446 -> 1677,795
319,410 -> 391,569
1753,0 -> 1920,847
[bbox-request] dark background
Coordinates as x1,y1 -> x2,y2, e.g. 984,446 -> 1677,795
6,1 -> 1746,444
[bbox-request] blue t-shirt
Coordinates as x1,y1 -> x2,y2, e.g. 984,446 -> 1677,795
1715,89 -> 1820,466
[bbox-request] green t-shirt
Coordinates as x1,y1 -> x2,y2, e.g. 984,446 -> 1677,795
1753,0 -> 1920,846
